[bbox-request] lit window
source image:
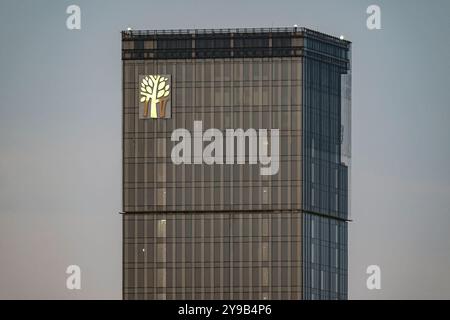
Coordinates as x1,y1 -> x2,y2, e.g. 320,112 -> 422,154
262,188 -> 269,204
157,219 -> 167,237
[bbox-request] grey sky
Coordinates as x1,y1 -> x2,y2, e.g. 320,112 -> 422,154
0,0 -> 449,299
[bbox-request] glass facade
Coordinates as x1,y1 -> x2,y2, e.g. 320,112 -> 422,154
123,57 -> 302,212
123,212 -> 302,299
121,27 -> 351,300
301,36 -> 351,299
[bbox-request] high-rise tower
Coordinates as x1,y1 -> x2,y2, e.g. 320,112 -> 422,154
121,27 -> 351,300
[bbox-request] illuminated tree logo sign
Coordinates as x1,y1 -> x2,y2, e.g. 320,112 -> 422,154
139,75 -> 171,119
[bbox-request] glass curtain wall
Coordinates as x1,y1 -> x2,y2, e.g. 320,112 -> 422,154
301,37 -> 351,300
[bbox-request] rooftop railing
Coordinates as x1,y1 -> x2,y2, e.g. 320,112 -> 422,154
121,27 -> 351,44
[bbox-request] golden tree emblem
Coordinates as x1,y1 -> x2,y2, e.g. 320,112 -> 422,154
140,75 -> 170,118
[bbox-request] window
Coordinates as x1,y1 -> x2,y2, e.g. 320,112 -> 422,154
262,63 -> 270,80
224,87 -> 231,106
157,188 -> 166,206
262,87 -> 269,105
224,62 -> 231,81
233,87 -> 241,105
262,188 -> 269,204
253,86 -> 259,105
233,63 -> 241,81
156,269 -> 166,287
123,41 -> 133,50
335,144 -> 340,163
335,168 -> 339,188
321,271 -> 324,290
311,243 -> 315,263
134,40 -> 144,50
311,163 -> 315,183
176,64 -> 184,82
261,242 -> 269,261
214,62 -> 222,81
262,267 -> 269,286
157,219 -> 166,237
156,243 -> 166,263
262,219 -> 269,237
156,293 -> 166,300
204,63 -> 212,82
243,63 -> 250,81
157,163 -> 166,182
334,273 -> 339,293
157,138 -> 166,157
253,62 -> 260,80
243,87 -> 251,106
144,41 -> 154,49
214,87 -> 222,106
292,37 -> 302,47
224,113 -> 231,127
335,193 -> 338,211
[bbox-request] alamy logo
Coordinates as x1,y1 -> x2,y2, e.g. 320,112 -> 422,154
139,75 -> 171,119
171,121 -> 280,176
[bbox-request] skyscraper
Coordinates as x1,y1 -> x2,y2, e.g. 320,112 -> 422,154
121,27 -> 351,300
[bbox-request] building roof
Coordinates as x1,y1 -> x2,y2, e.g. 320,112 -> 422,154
121,27 -> 351,45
